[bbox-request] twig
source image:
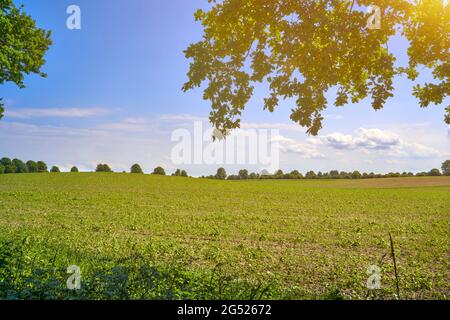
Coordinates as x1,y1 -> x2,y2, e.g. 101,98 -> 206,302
350,0 -> 356,12
389,232 -> 400,299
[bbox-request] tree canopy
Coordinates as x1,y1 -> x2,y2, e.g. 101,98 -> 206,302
173,169 -> 189,177
238,169 -> 249,179
152,166 -> 166,175
96,164 -> 113,172
0,157 -> 12,167
0,157 -> 48,174
131,164 -> 144,174
215,167 -> 227,179
36,161 -> 48,173
12,158 -> 27,173
183,0 -> 449,136
429,168 -> 441,176
26,160 -> 38,173
50,166 -> 60,173
0,0 -> 52,119
442,160 -> 450,175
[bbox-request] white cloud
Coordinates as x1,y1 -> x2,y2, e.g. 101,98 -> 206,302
321,127 -> 443,159
321,132 -> 355,149
354,128 -> 401,150
272,135 -> 325,159
6,108 -> 108,119
389,142 -> 441,158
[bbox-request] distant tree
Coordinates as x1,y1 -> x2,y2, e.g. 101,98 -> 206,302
352,171 -> 362,179
173,169 -> 182,176
387,172 -> 401,178
4,165 -> 15,174
339,171 -> 350,179
429,168 -> 441,176
0,157 -> 12,167
181,170 -> 188,177
275,170 -> 284,178
215,167 -> 227,180
130,164 -> 143,174
283,173 -> 294,179
227,174 -> 239,180
289,170 -> 303,179
305,171 -> 316,179
249,172 -> 258,179
152,166 -> 166,175
290,170 -> 303,179
403,172 -> 413,177
238,169 -> 249,180
36,161 -> 48,173
441,160 -> 450,176
0,164 -> 4,174
330,170 -> 340,178
12,159 -> 28,173
2,160 -> 16,173
96,164 -> 112,172
26,160 -> 38,173
70,166 -> 79,173
50,166 -> 60,173
322,172 -> 330,179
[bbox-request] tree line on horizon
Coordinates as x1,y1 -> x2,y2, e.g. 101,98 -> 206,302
1,157 -> 449,180
0,157 -> 189,177
95,163 -> 187,177
204,161 -> 450,180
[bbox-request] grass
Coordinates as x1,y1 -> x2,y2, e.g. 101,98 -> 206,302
0,173 -> 449,300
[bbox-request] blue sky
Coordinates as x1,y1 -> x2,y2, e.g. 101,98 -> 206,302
1,0 -> 449,175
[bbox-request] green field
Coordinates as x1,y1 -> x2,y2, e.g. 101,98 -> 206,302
0,173 -> 449,300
